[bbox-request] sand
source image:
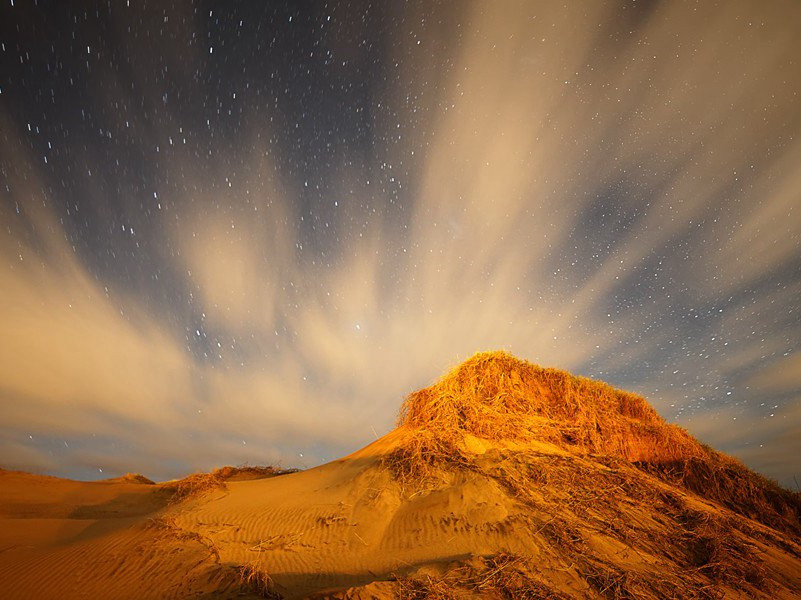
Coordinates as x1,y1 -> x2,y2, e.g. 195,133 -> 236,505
0,469 -> 245,599
2,353 -> 800,598
2,433 -> 801,598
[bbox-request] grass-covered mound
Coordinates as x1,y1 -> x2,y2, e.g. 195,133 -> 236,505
387,351 -> 801,535
398,350 -> 701,462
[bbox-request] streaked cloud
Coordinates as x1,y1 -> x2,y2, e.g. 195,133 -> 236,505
1,0 -> 799,486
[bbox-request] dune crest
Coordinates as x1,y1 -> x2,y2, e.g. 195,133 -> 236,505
400,351 -> 681,453
2,351 -> 800,599
389,351 -> 801,536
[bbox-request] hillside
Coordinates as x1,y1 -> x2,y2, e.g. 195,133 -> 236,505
1,351 -> 799,599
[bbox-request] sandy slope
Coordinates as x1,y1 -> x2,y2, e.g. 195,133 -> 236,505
2,428 -> 801,599
172,429 -> 561,597
169,428 -> 801,599
169,430 -> 576,597
0,469 -> 256,599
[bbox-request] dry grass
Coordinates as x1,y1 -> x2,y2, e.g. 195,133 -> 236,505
386,350 -> 801,536
637,453 -> 801,536
214,465 -> 299,481
146,516 -> 221,562
476,451 -> 776,598
164,472 -> 227,503
149,516 -> 283,597
501,455 -> 775,596
384,433 -> 472,486
679,509 -> 767,589
121,472 -> 155,484
398,350 -> 702,463
394,555 -> 696,600
575,560 -> 716,600
164,465 -> 297,503
239,563 -> 282,599
394,553 -> 569,599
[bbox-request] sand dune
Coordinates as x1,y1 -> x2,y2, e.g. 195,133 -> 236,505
2,352 -> 800,598
0,469 -> 248,599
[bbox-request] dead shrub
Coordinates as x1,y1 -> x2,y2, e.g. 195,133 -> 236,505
239,563 -> 282,599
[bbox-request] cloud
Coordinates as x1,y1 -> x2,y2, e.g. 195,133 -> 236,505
686,394 -> 801,489
1,1 -> 800,485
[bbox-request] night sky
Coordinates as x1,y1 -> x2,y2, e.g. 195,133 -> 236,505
1,1 -> 800,486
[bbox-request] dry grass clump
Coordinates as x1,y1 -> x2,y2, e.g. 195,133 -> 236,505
677,508 -> 768,591
213,465 -> 299,481
396,551 -> 743,600
580,562 -> 634,599
398,351 -> 702,464
165,465 -> 297,503
394,553 -> 569,599
384,433 -> 472,485
121,472 -> 155,484
165,472 -> 227,503
238,563 -> 282,599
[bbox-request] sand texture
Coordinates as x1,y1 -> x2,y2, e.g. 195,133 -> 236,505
2,352 -> 800,598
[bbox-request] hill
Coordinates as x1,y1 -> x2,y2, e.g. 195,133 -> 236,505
1,351 -> 799,599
